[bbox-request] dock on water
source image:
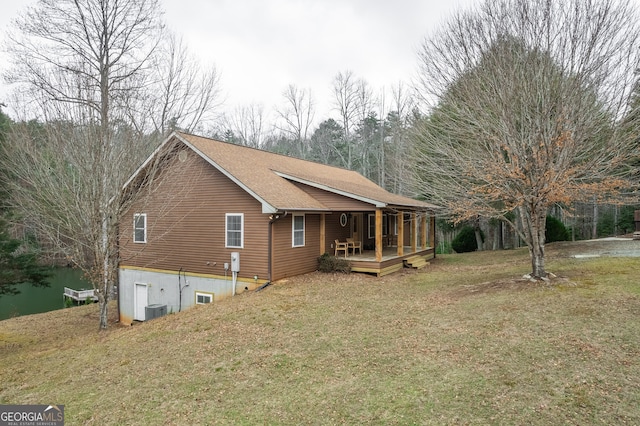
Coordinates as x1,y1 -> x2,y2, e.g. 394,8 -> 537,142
63,287 -> 97,304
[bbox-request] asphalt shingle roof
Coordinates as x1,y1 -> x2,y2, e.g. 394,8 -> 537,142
154,132 -> 437,213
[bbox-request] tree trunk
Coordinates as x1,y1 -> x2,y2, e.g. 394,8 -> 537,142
474,229 -> 484,251
473,217 -> 484,251
99,214 -> 110,330
98,291 -> 108,330
529,236 -> 546,279
518,204 -> 548,279
592,199 -> 598,239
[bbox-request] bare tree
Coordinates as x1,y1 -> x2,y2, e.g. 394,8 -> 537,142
413,0 -> 640,279
372,82 -> 416,191
386,82 -> 416,195
2,0 -> 167,329
332,71 -> 361,169
275,84 -> 315,159
375,88 -> 388,187
354,80 -> 376,178
219,103 -> 270,148
145,32 -> 222,135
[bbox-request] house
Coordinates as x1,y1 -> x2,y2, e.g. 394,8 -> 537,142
118,131 -> 438,324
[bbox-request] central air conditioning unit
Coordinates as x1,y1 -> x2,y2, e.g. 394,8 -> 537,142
145,304 -> 167,321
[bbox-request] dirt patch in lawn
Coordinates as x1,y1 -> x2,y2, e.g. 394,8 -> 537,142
446,274 -> 581,299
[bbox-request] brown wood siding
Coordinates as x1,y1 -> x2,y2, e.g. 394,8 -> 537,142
271,213 -> 321,280
119,148 -> 270,280
323,213 -> 353,254
292,182 -> 376,211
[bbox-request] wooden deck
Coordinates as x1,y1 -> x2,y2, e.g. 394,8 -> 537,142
63,287 -> 97,303
338,246 -> 435,277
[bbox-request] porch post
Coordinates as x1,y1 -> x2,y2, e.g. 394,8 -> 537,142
430,213 -> 436,248
375,209 -> 383,262
411,212 -> 417,253
320,213 -> 326,255
421,213 -> 427,249
397,211 -> 404,256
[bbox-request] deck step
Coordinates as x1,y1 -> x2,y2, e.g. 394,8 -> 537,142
404,256 -> 429,269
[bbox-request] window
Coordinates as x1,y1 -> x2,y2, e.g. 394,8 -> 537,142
368,213 -> 388,239
195,292 -> 213,304
226,213 -> 244,248
133,213 -> 147,243
340,213 -> 348,227
292,214 -> 305,247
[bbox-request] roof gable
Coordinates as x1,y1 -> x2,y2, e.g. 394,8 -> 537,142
126,131 -> 437,213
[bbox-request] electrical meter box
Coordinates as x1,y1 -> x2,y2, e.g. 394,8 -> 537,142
231,252 -> 240,272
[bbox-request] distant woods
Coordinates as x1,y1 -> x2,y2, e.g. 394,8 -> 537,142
216,74 -> 420,198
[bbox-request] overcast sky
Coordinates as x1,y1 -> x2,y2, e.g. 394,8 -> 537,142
0,0 -> 478,121
161,0 -> 480,119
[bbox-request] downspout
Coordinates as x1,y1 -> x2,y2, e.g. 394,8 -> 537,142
267,211 -> 288,283
178,267 -> 188,312
178,267 -> 182,312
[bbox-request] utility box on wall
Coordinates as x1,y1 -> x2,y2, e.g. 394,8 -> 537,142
145,304 -> 167,320
231,252 -> 240,272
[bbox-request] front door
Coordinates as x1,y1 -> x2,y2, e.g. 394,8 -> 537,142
134,283 -> 148,321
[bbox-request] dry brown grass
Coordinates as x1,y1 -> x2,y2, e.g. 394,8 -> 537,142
1,240 -> 639,425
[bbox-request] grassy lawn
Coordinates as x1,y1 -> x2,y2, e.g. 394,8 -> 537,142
1,243 -> 639,425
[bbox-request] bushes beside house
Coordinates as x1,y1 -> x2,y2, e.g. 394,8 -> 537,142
317,253 -> 351,273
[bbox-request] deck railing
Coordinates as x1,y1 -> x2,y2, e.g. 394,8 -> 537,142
63,287 -> 97,301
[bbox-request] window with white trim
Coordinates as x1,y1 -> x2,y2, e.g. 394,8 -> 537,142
133,213 -> 147,243
292,214 -> 305,247
226,213 -> 244,248
195,292 -> 213,304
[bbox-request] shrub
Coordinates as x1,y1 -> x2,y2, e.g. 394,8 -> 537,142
317,253 -> 351,273
546,215 -> 570,242
452,226 -> 482,253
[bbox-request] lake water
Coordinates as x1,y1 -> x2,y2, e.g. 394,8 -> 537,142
0,268 -> 92,321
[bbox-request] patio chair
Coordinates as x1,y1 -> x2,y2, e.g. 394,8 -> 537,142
334,239 -> 349,258
346,238 -> 362,255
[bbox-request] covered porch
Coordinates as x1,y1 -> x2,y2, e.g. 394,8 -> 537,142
320,206 -> 437,277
